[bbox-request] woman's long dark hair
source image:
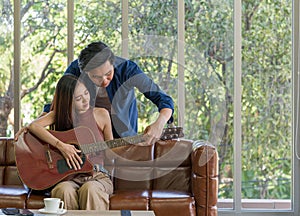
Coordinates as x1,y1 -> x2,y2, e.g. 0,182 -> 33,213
50,74 -> 79,131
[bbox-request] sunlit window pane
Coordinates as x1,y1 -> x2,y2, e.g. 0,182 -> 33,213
20,1 -> 67,126
127,0 -> 178,131
73,0 -> 122,56
241,1 -> 292,209
185,0 -> 235,207
0,0 -> 14,137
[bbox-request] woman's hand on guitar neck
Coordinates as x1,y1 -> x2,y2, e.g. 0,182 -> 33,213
56,141 -> 83,170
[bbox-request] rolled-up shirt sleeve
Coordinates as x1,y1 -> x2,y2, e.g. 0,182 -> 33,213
123,60 -> 174,120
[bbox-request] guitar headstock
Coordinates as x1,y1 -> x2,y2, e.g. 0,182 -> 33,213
160,126 -> 184,140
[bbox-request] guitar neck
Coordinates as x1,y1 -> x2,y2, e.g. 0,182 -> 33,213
78,126 -> 183,155
79,134 -> 145,155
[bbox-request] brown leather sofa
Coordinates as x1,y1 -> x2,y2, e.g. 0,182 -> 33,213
0,137 -> 218,216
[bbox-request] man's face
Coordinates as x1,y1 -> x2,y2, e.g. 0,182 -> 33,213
87,60 -> 114,88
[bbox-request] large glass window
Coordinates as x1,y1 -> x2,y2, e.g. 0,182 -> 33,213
5,0 -> 297,214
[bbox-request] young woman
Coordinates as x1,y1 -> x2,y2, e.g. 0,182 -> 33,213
15,74 -> 113,210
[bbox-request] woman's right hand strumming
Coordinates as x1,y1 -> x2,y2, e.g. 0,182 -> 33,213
55,141 -> 83,170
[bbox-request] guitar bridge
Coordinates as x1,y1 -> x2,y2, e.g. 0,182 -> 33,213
46,150 -> 54,169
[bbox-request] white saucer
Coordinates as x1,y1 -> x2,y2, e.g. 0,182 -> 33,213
38,208 -> 67,215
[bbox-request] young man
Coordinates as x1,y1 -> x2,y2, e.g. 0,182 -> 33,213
45,41 -> 174,145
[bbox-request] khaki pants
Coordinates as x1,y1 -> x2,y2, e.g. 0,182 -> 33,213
51,172 -> 113,210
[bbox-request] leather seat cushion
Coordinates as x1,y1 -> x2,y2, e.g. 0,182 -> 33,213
110,190 -> 149,210
150,190 -> 196,216
110,189 -> 196,216
0,185 -> 28,208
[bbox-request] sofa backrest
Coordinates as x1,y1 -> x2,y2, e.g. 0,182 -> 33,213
0,138 -> 23,186
104,139 -> 193,193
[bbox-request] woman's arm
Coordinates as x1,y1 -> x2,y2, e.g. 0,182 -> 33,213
15,111 -> 83,170
14,111 -> 56,141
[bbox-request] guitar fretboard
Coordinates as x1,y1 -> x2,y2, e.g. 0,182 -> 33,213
79,134 -> 145,154
78,127 -> 183,155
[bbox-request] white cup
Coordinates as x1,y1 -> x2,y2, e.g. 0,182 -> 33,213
44,198 -> 64,212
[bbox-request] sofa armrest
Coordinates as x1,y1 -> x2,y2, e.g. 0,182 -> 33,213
192,140 -> 218,216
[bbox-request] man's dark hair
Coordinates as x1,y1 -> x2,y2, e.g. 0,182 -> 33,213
78,41 -> 115,73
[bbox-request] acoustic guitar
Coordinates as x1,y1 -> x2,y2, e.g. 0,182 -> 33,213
14,126 -> 183,190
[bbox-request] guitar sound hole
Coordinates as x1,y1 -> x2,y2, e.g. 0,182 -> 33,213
57,154 -> 87,173
73,144 -> 83,157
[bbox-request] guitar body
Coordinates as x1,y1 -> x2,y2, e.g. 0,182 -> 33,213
15,126 -> 95,190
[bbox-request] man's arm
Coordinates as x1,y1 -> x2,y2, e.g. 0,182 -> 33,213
125,61 -> 175,144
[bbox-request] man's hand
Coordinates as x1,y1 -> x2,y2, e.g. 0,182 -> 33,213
140,108 -> 173,146
142,124 -> 163,146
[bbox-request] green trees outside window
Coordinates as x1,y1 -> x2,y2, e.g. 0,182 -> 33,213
0,0 -> 292,201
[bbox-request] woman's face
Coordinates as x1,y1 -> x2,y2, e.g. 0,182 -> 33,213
73,82 -> 90,113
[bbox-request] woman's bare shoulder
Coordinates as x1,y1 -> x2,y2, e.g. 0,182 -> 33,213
93,107 -> 109,114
